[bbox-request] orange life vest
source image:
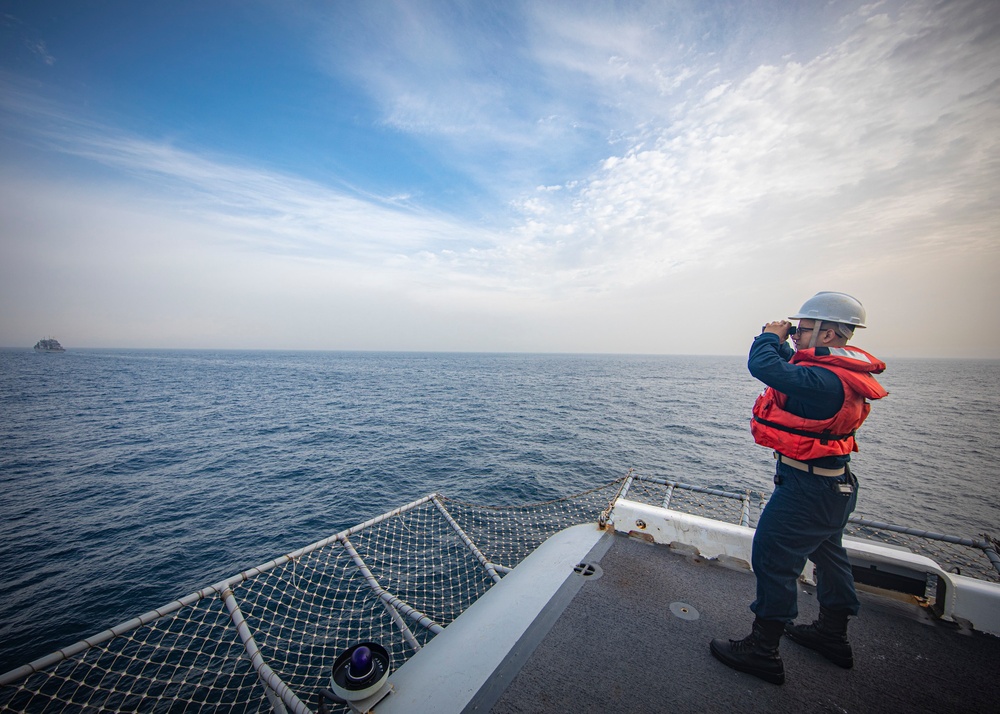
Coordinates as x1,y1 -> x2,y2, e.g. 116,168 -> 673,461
751,346 -> 888,461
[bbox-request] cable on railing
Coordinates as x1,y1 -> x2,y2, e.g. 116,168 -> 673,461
432,496 -> 503,584
639,475 -> 751,502
849,517 -> 983,546
740,491 -> 752,528
620,469 -> 637,500
0,586 -> 221,686
221,587 -> 312,714
661,482 -> 676,510
984,535 -> 1000,574
339,536 -> 444,636
0,494 -> 441,688
849,517 -> 1000,576
599,471 -> 633,528
364,567 -> 424,654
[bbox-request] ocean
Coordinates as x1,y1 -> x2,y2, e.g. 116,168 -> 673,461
1,349 -> 997,674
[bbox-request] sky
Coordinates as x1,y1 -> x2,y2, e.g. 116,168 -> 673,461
1,0 -> 998,358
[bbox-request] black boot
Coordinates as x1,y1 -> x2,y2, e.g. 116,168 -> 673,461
785,607 -> 853,669
710,617 -> 785,685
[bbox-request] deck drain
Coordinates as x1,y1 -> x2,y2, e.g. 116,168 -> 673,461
669,602 -> 700,621
573,562 -> 603,579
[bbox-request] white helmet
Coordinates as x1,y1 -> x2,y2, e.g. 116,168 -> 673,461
790,291 -> 867,328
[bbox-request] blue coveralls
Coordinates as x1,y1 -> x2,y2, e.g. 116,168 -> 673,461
747,333 -> 862,622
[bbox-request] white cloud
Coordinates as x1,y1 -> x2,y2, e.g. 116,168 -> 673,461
504,0 -> 1000,287
1,0 -> 998,355
1,113 -> 499,263
28,40 -> 56,66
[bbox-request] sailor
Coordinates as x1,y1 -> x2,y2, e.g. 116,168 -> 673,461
710,291 -> 888,685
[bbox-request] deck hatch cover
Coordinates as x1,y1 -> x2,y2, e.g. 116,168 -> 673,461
573,562 -> 603,579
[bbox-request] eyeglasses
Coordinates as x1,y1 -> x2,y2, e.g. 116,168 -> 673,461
791,325 -> 828,336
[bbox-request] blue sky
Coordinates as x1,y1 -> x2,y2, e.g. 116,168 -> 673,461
1,0 -> 998,357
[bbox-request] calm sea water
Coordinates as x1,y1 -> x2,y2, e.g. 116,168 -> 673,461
1,349 -> 997,673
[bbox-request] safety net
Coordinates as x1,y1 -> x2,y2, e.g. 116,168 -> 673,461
1,474 -> 996,713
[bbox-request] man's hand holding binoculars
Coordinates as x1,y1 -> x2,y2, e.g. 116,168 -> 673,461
761,320 -> 794,341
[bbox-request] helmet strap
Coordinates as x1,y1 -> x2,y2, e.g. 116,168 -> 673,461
808,323 -> 821,349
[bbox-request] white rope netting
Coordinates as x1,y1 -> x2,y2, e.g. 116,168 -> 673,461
0,482 -> 620,713
1,477 -> 994,713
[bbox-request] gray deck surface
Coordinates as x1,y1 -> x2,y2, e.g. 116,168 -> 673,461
488,531 -> 1000,714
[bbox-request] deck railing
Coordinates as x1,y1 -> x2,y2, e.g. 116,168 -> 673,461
1,475 -> 995,713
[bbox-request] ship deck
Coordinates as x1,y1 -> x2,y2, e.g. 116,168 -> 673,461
6,483 -> 997,713
484,530 -> 1000,713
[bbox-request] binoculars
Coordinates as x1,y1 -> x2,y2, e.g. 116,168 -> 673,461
787,326 -> 797,335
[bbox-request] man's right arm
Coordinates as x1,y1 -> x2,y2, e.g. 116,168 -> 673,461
748,333 -> 843,418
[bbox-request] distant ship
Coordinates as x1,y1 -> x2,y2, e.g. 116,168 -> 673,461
33,338 -> 65,352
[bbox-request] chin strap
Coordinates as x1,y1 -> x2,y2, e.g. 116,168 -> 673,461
808,322 -> 822,349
